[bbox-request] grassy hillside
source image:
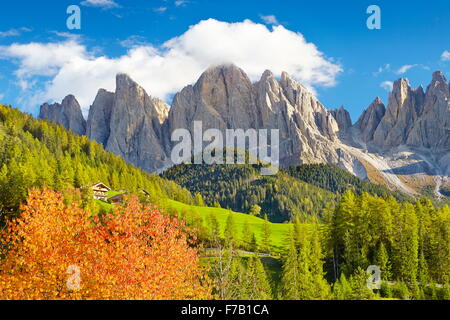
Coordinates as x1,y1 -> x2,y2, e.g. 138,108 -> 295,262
163,199 -> 296,253
162,163 -> 337,223
94,195 -> 296,254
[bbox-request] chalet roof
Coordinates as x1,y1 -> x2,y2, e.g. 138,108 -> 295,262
91,182 -> 111,190
108,193 -> 128,202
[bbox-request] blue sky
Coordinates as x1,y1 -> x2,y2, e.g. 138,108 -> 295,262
0,0 -> 449,121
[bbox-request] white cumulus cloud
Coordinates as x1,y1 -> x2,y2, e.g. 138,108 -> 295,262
0,19 -> 342,116
0,27 -> 32,38
442,51 -> 450,61
175,0 -> 189,7
396,64 -> 418,75
80,0 -> 120,9
260,15 -> 279,25
380,81 -> 393,92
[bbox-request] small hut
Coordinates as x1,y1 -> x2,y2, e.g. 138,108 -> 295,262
108,193 -> 128,204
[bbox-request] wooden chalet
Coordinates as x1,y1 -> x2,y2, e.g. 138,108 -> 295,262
108,193 -> 128,204
91,182 -> 111,201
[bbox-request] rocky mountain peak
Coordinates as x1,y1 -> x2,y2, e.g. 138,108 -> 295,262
86,89 -> 114,145
279,71 -> 309,97
427,70 -> 449,96
406,71 -> 450,149
431,70 -> 447,83
198,64 -> 251,88
38,68 -> 449,191
373,96 -> 383,104
330,106 -> 352,134
368,71 -> 449,151
171,63 -> 258,131
116,73 -> 138,89
62,94 -> 78,106
39,94 -> 86,135
372,75 -> 426,148
103,74 -> 169,172
391,78 -> 411,105
169,66 -> 345,167
261,69 -> 275,80
354,97 -> 386,143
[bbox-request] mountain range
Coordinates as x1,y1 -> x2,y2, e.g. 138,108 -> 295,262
39,64 -> 450,197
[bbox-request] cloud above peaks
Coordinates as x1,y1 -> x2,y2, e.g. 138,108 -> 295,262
175,0 -> 189,7
260,15 -> 279,25
380,81 -> 393,92
80,0 -> 120,9
396,64 -> 418,75
0,27 -> 32,38
1,19 -> 342,116
442,51 -> 450,61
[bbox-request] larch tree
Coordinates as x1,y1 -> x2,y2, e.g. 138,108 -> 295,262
262,214 -> 272,253
0,188 -> 211,300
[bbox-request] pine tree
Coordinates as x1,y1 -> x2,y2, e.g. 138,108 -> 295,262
250,233 -> 258,252
224,213 -> 238,247
241,219 -> 253,250
391,203 -> 419,285
261,214 -> 271,253
308,226 -> 331,299
348,267 -> 375,300
333,273 -> 352,300
207,212 -> 221,244
195,192 -> 205,206
375,242 -> 392,281
242,258 -> 272,300
280,229 -> 301,299
296,234 -> 314,299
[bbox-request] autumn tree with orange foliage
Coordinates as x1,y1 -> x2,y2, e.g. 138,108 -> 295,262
0,188 -> 211,300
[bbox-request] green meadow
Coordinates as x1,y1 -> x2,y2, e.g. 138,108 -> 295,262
96,195 -> 307,254
163,199 -> 299,254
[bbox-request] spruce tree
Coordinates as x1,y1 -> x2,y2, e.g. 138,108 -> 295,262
375,242 -> 392,281
261,214 -> 271,253
208,212 -> 221,243
241,219 -> 253,250
242,258 -> 272,300
308,226 -> 331,299
224,213 -> 238,247
280,229 -> 300,299
296,234 -> 314,299
250,233 -> 258,252
333,273 -> 352,300
349,267 -> 375,300
195,192 -> 205,206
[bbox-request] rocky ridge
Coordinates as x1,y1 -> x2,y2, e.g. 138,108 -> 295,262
39,65 -> 450,195
39,95 -> 86,136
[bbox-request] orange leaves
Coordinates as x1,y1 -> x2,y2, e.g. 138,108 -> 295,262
0,187 -> 211,300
